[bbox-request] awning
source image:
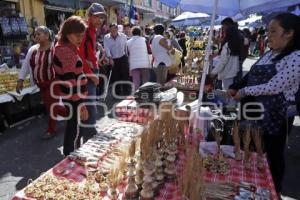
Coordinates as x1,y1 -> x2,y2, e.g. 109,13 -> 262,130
79,0 -> 125,8
3,0 -> 19,3
155,14 -> 169,20
160,0 -> 180,8
44,5 -> 75,12
135,4 -> 155,13
44,0 -> 80,9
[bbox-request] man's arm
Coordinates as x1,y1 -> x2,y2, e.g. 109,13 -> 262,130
79,31 -> 93,75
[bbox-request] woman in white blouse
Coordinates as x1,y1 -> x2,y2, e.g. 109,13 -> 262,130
210,26 -> 242,90
127,26 -> 150,90
229,13 -> 300,195
151,24 -> 172,85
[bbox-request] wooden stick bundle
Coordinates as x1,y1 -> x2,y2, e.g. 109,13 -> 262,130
179,145 -> 203,200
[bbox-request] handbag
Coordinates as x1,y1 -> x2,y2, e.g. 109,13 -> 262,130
168,49 -> 182,74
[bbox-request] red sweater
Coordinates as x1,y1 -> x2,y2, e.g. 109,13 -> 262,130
29,45 -> 55,84
53,42 -> 88,102
79,23 -> 98,75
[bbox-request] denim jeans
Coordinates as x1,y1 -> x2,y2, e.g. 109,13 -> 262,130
82,69 -> 99,139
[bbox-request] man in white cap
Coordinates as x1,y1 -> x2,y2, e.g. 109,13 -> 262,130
79,3 -> 106,138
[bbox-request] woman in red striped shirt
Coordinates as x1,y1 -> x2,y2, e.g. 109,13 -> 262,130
17,26 -> 67,139
53,16 -> 89,156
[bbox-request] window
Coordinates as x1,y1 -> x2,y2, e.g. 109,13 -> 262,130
157,1 -> 162,10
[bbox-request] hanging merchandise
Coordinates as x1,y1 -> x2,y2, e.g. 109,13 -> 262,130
17,17 -> 28,36
0,17 -> 12,37
9,18 -> 20,36
129,5 -> 138,25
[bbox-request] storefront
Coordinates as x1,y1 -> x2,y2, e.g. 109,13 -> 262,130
44,0 -> 80,34
0,0 -> 29,67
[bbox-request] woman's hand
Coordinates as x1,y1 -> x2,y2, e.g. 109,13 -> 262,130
16,80 -> 24,94
169,48 -> 175,55
80,105 -> 89,121
233,89 -> 246,101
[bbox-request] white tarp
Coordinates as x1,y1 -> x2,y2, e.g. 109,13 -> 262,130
172,11 -> 210,26
180,0 -> 300,16
238,15 -> 262,26
173,12 -> 210,21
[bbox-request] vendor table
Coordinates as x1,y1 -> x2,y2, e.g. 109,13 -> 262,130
0,86 -> 39,104
13,132 -> 278,200
156,150 -> 278,200
0,86 -> 41,127
12,149 -> 277,200
12,93 -> 277,200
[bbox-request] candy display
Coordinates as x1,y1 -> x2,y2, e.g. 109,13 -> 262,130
0,71 -> 30,95
69,120 -> 143,168
203,155 -> 230,175
115,100 -> 154,124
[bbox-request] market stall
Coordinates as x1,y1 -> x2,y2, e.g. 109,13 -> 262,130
12,90 -> 278,200
0,1 -> 29,68
0,67 -> 42,128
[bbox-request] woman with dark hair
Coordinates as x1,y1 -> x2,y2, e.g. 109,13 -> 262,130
17,26 -> 67,139
178,31 -> 187,68
127,26 -> 150,90
210,26 -> 242,89
53,16 -> 89,156
229,13 -> 300,195
242,28 -> 251,60
151,24 -> 172,85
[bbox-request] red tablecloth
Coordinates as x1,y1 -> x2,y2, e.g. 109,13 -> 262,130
155,151 -> 278,200
13,149 -> 278,200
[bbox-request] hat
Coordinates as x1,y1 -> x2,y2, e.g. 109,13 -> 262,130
87,3 -> 106,16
